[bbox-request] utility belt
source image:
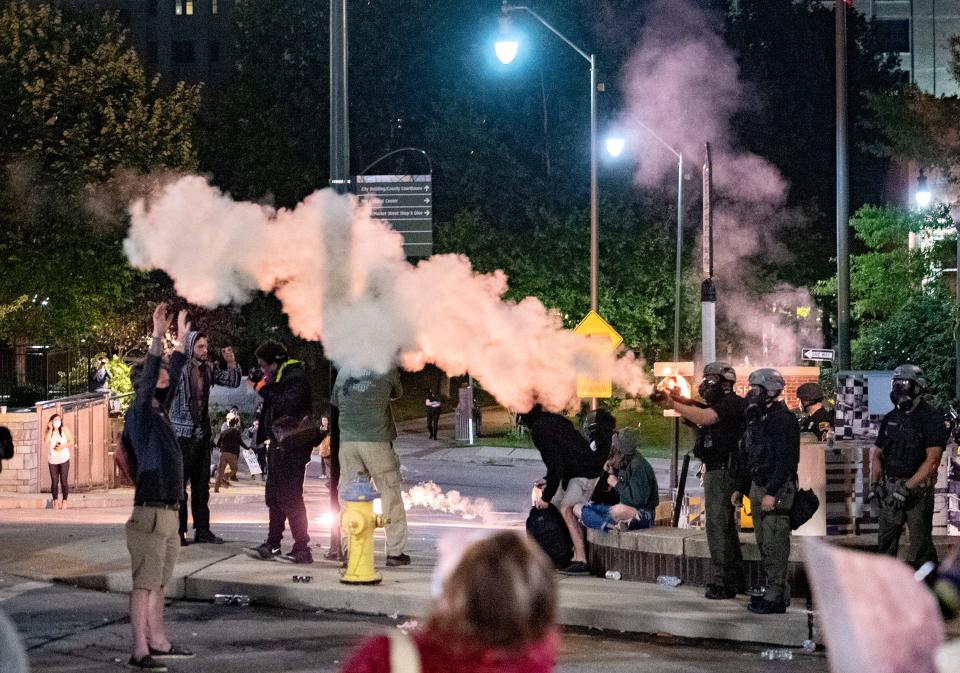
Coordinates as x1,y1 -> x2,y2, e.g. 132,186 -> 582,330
135,500 -> 179,510
704,463 -> 729,472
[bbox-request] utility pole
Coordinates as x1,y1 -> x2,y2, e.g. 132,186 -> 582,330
835,0 -> 851,371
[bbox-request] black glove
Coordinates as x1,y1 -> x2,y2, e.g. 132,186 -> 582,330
886,482 -> 910,511
866,481 -> 882,505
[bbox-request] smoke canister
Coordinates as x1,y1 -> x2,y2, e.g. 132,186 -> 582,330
605,570 -> 622,580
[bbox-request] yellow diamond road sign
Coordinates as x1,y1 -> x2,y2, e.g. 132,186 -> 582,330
574,310 -> 622,398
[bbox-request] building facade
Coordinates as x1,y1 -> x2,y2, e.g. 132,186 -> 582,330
853,0 -> 960,96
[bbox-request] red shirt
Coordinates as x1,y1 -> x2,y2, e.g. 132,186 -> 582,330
341,630 -> 558,673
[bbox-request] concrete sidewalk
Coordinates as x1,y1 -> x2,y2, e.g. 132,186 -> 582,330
0,480 -> 266,509
2,532 -> 814,648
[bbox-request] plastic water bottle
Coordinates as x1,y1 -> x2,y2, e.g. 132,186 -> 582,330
760,649 -> 793,661
656,575 -> 682,587
214,594 -> 250,606
604,570 -> 622,580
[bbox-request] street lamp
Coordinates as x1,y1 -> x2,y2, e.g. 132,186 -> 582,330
497,1 -> 600,314
604,135 -> 626,158
627,119 -> 684,488
915,169 -> 931,208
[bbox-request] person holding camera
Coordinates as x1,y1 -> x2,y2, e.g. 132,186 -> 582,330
871,365 -> 948,568
654,362 -> 746,600
123,304 -> 194,671
249,341 -> 314,565
168,325 -> 241,546
45,413 -> 74,510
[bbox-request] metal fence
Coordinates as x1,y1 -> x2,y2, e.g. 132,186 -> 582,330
0,346 -> 105,402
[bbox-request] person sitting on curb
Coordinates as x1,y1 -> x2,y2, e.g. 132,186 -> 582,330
575,428 -> 659,532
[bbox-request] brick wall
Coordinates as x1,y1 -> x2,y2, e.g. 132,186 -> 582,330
732,366 -> 821,410
0,412 -> 39,493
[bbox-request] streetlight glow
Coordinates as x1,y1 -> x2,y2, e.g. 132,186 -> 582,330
605,136 -> 625,158
494,39 -> 519,64
916,169 -> 931,208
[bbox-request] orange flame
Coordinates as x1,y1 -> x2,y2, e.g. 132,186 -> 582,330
657,374 -> 692,399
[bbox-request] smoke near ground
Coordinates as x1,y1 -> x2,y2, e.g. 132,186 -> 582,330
620,0 -> 820,364
402,481 -> 493,522
124,176 -> 651,410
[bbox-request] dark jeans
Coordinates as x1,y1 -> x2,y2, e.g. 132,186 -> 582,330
426,411 -> 440,439
49,461 -> 69,500
255,446 -> 268,476
178,434 -> 212,535
265,450 -> 309,553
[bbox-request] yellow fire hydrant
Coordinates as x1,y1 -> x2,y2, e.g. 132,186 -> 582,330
340,474 -> 386,585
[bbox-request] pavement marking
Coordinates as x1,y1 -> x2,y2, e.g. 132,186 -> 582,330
0,580 -> 51,603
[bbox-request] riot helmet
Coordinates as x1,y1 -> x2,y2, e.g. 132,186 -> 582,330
796,382 -> 824,410
745,368 -> 785,419
890,364 -> 926,412
698,361 -> 737,405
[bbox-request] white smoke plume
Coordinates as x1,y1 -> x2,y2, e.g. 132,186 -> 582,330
401,481 -> 493,522
124,176 -> 651,410
619,0 -> 820,362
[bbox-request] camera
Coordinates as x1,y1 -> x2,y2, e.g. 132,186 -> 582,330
248,367 -> 264,384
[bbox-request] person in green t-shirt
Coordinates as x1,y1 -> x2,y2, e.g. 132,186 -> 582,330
332,366 -> 408,565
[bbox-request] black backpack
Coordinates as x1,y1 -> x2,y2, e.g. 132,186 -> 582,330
526,504 -> 573,569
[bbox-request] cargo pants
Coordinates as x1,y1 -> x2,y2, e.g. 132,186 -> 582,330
749,480 -> 794,606
877,479 -> 937,568
338,441 -> 408,557
704,467 -> 744,590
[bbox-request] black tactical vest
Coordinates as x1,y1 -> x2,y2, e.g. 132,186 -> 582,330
880,413 -> 926,479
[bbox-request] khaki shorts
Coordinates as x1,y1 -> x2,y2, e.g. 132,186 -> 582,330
126,506 -> 180,591
551,477 -> 599,509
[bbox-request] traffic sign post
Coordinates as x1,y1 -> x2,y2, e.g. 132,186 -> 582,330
801,348 -> 835,362
573,310 -> 622,399
354,174 -> 433,257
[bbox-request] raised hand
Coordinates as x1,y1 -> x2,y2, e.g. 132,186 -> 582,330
152,303 -> 172,338
176,310 -> 191,353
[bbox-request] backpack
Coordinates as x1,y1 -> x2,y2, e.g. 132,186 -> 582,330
526,504 -> 573,569
116,432 -> 138,485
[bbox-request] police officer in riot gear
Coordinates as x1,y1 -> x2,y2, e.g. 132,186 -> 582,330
732,368 -> 800,615
797,382 -> 832,441
872,364 -> 948,568
656,362 -> 746,599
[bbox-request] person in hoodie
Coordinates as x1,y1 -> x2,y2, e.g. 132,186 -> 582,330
123,304 -> 194,672
521,405 -> 604,576
168,326 -> 241,546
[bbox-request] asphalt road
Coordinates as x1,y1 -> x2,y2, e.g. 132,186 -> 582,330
2,579 -> 826,673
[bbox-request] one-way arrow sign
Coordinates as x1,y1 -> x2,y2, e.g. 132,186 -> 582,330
801,348 -> 834,362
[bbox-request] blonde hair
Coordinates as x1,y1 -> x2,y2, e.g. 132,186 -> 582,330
427,531 -> 557,651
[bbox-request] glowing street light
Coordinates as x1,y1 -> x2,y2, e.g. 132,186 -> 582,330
915,169 -> 931,208
604,136 -> 626,158
494,39 -> 519,65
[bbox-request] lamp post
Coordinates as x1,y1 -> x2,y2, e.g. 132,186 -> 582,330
611,121 -> 684,487
496,2 -> 600,314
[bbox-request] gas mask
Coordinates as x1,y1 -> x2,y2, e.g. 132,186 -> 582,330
53,420 -> 62,429
697,375 -> 724,405
744,385 -> 770,421
890,379 -> 921,412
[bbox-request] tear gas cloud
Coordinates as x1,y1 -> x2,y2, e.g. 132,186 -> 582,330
620,0 -> 820,363
402,481 -> 493,522
124,176 -> 651,410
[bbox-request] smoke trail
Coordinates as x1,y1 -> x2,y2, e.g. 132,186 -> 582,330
619,0 -> 820,362
401,481 -> 493,522
123,176 -> 651,410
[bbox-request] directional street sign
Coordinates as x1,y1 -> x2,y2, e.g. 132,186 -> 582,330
801,348 -> 835,362
354,174 -> 433,257
573,310 -> 623,398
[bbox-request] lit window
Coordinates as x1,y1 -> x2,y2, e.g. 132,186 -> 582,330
212,0 -> 218,14
186,0 -> 194,15
175,0 -> 183,15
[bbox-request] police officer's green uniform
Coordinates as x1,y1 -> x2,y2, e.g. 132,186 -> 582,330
694,363 -> 746,599
737,369 -> 800,615
874,365 -> 947,568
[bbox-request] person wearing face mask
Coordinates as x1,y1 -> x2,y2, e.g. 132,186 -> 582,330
871,365 -> 948,568
122,304 -> 193,671
796,383 -> 832,441
654,362 -> 746,600
732,368 -> 800,615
